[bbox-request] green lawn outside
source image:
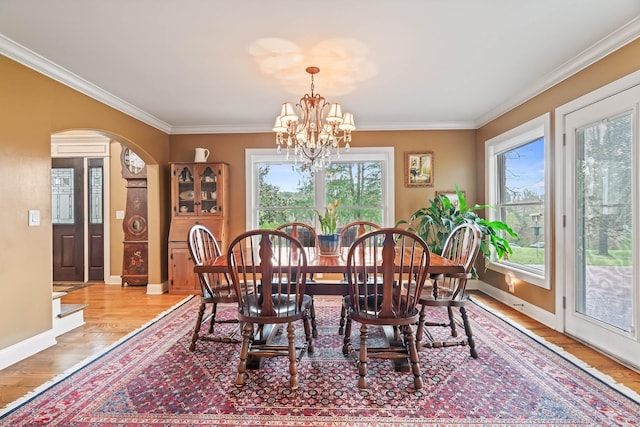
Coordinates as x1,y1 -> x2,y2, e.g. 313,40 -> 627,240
508,248 -> 632,267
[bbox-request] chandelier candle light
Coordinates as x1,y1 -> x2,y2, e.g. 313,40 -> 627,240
273,66 -> 355,171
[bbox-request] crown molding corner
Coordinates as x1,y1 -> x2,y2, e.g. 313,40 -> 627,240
475,16 -> 640,129
0,34 -> 172,134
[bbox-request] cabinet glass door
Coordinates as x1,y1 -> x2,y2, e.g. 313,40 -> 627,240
198,165 -> 220,215
176,165 -> 195,215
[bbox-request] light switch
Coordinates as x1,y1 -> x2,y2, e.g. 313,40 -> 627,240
115,210 -> 125,220
28,210 -> 40,226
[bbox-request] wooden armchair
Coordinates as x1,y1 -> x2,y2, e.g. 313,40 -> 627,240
227,229 -> 314,389
276,222 -> 319,254
342,228 -> 431,390
339,221 -> 381,249
187,224 -> 239,351
338,221 -> 381,334
416,223 -> 481,358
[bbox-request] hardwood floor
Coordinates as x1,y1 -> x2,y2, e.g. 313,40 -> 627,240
0,284 -> 186,408
1,285 -> 639,409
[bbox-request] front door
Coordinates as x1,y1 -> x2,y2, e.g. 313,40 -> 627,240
52,158 -> 84,281
563,84 -> 640,370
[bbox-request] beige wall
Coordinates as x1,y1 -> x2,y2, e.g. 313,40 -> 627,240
0,56 -> 170,350
475,38 -> 640,312
169,130 -> 477,238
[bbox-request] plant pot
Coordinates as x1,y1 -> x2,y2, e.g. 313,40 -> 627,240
318,233 -> 340,256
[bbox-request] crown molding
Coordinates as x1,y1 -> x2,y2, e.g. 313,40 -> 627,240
0,34 -> 172,134
170,120 -> 476,134
170,123 -> 268,134
475,16 -> 640,128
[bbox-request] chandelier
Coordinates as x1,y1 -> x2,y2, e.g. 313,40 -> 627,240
273,66 -> 355,171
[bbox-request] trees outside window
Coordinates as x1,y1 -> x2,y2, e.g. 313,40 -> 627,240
247,148 -> 394,232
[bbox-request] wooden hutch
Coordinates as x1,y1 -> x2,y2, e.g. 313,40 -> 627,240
168,162 -> 229,294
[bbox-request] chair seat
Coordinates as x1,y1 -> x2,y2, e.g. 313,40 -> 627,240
240,293 -> 313,318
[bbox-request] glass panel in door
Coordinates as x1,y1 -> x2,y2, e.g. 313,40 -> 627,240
575,113 -> 633,332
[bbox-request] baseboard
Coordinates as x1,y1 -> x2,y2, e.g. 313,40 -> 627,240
0,330 -> 57,370
110,275 -> 167,294
146,282 -> 168,295
475,281 -> 557,329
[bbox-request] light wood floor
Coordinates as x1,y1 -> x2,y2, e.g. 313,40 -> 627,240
1,285 -> 639,409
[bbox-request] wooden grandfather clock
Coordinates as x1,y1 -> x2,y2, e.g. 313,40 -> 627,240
120,145 -> 148,286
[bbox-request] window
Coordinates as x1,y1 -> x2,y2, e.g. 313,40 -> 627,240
485,113 -> 551,288
246,148 -> 394,231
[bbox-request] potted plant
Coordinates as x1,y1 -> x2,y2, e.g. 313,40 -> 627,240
316,199 -> 340,255
396,186 -> 518,276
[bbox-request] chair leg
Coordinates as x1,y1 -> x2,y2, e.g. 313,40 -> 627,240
209,302 -> 218,334
189,301 -> 207,352
303,313 -> 314,353
405,325 -> 423,390
415,303 -> 426,346
235,322 -> 253,386
460,306 -> 478,358
287,322 -> 299,389
342,313 -> 352,355
338,302 -> 347,335
358,323 -> 369,389
447,306 -> 458,337
310,298 -> 318,338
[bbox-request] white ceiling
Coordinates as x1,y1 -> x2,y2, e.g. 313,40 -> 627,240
1,1 -> 639,134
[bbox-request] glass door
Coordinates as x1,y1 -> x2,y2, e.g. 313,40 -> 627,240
563,85 -> 640,369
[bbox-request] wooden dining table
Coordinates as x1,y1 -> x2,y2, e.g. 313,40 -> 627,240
194,247 -> 465,295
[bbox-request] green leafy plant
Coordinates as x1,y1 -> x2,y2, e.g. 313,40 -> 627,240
316,199 -> 340,235
396,186 -> 518,276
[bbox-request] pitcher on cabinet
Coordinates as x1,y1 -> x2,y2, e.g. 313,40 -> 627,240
194,148 -> 210,163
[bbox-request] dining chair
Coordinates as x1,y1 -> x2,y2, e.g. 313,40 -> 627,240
342,228 -> 431,390
187,224 -> 240,351
415,223 -> 481,358
338,221 -> 381,335
276,222 -> 319,336
276,222 -> 319,254
227,229 -> 314,389
338,221 -> 380,249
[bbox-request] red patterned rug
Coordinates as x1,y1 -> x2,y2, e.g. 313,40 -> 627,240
2,296 -> 639,426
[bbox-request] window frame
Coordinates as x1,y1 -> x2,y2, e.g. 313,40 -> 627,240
246,147 -> 395,231
485,113 -> 552,289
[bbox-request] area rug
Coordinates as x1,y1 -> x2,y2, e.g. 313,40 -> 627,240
1,297 -> 639,426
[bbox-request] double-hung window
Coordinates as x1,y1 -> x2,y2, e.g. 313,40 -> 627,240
246,147 -> 394,231
485,113 -> 551,288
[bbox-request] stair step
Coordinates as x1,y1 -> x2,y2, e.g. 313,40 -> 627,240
52,291 -> 67,300
58,303 -> 88,318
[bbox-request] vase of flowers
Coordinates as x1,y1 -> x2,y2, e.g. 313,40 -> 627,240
316,199 -> 340,255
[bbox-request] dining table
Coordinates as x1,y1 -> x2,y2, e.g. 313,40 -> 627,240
194,247 -> 465,294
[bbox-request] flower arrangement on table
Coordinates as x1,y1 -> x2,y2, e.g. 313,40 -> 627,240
316,199 -> 339,235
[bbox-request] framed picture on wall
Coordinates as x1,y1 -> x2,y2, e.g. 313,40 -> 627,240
436,190 -> 465,211
405,151 -> 434,187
